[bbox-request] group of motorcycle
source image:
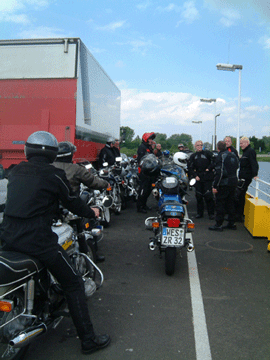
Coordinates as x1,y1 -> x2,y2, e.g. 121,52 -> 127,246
0,152 -> 195,358
0,155 -> 141,360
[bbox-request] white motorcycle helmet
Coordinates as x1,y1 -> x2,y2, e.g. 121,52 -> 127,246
173,152 -> 188,168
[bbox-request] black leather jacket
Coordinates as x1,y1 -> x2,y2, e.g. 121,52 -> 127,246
213,150 -> 239,188
0,156 -> 96,256
239,145 -> 258,180
137,142 -> 152,164
188,150 -> 215,182
98,144 -> 116,167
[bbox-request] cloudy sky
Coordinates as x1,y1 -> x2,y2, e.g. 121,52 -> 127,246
1,0 -> 270,144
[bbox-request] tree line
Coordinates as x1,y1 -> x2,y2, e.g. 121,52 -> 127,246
119,126 -> 270,157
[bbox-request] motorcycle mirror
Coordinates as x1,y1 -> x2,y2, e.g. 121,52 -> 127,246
102,195 -> 113,208
189,178 -> 196,186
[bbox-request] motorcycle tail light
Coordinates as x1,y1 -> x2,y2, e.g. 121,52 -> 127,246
85,222 -> 90,229
107,186 -> 112,191
167,218 -> 180,227
152,222 -> 160,228
187,223 -> 195,230
0,300 -> 13,312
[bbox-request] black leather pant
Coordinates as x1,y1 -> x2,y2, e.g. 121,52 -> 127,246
3,242 -> 95,341
215,186 -> 236,226
235,178 -> 251,217
195,180 -> 215,216
137,173 -> 154,209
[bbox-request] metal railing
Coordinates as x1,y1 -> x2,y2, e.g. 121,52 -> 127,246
249,178 -> 270,200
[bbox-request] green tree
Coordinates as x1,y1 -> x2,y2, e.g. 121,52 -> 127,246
120,126 -> 135,143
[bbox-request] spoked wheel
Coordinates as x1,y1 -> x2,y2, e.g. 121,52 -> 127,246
165,247 -> 177,275
114,188 -> 122,215
0,291 -> 30,360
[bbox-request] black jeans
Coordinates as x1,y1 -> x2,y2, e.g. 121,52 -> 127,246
215,186 -> 236,226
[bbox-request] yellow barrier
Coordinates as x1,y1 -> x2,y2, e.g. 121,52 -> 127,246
244,193 -> 270,244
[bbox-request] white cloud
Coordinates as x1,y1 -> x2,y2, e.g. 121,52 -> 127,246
96,20 -> 126,31
219,8 -> 241,27
0,13 -> 30,24
19,26 -> 67,38
0,0 -> 51,24
115,38 -> 156,55
119,86 -> 270,140
137,1 -> 152,11
156,3 -> 181,12
259,36 -> 270,49
181,1 -> 200,23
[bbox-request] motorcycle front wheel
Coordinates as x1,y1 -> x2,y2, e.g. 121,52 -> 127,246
165,247 -> 177,275
0,291 -> 30,360
101,207 -> 110,228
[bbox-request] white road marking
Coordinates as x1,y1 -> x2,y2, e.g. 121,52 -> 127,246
185,208 -> 212,359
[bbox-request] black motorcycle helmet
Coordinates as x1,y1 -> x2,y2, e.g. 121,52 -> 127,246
56,141 -> 77,162
140,153 -> 160,177
24,131 -> 58,163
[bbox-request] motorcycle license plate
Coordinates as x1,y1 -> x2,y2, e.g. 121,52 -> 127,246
161,228 -> 185,246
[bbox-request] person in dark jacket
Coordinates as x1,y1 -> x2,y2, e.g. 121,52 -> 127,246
154,143 -> 163,158
53,141 -> 109,262
209,140 -> 239,231
224,136 -> 239,158
188,140 -> 215,219
235,137 -> 259,222
98,137 -> 116,168
0,131 -> 110,355
54,142 -> 109,196
137,132 -> 156,213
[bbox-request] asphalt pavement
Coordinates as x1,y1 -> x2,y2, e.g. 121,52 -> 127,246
5,188 -> 270,360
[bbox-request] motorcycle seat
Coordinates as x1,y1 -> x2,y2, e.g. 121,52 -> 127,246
0,251 -> 44,287
159,200 -> 185,215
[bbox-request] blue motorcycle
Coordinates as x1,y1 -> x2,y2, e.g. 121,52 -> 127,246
145,160 -> 195,275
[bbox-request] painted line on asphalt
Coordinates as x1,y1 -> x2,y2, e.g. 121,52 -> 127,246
185,208 -> 212,359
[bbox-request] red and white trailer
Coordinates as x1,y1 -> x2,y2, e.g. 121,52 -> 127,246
0,38 -> 121,169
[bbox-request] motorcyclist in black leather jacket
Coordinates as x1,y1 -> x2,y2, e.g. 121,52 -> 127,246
98,137 -> 116,168
188,140 -> 215,219
0,131 -> 110,355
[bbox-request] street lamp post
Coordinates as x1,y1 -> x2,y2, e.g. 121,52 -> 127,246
192,121 -> 202,140
214,113 -> 220,150
200,98 -> 216,150
216,63 -> 243,154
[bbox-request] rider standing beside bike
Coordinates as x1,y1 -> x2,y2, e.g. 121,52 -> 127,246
0,131 -> 110,355
188,140 -> 215,219
136,132 -> 156,213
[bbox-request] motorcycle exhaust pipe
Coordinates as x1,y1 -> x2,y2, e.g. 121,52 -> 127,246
148,241 -> 156,251
10,325 -> 46,348
187,243 -> 194,252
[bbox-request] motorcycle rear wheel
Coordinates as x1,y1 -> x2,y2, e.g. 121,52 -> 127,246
165,247 -> 177,275
0,291 -> 30,360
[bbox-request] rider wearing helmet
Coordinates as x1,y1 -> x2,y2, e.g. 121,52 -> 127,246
98,137 -> 116,168
0,131 -> 110,355
137,132 -> 157,213
188,140 -> 215,219
54,141 -> 109,196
